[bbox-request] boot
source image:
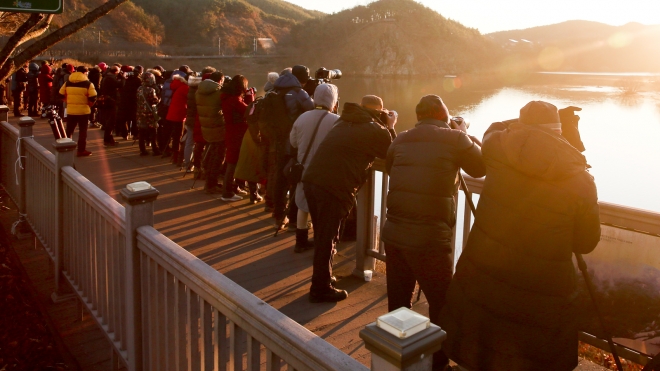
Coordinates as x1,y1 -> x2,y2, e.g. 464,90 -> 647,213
294,228 -> 314,253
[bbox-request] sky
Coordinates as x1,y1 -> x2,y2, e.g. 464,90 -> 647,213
283,0 -> 660,34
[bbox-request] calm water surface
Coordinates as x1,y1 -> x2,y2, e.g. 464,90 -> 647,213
250,72 -> 660,212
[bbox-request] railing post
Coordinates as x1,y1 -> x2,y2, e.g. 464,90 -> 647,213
353,169 -> 376,278
52,138 -> 78,303
0,105 -> 8,122
360,309 -> 446,371
121,182 -> 159,371
12,116 -> 35,239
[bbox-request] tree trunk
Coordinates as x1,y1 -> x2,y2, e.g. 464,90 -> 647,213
0,0 -> 128,82
0,13 -> 45,70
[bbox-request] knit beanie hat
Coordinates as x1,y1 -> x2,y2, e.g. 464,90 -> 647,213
519,101 -> 561,131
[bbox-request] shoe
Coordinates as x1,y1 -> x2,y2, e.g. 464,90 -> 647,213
309,288 -> 348,303
249,193 -> 263,204
140,151 -> 149,156
103,141 -> 118,146
234,187 -> 248,196
294,229 -> 314,253
205,186 -> 222,194
221,194 -> 243,202
331,276 -> 337,284
76,150 -> 92,157
185,166 -> 194,174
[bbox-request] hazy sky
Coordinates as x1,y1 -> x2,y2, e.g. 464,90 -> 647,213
283,0 -> 660,33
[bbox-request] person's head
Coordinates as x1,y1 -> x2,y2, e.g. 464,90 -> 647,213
519,100 -> 562,134
142,71 -> 156,88
201,66 -> 216,75
292,65 -> 310,84
113,63 -> 122,68
209,71 -> 225,84
179,65 -> 193,76
134,65 -> 144,76
109,66 -> 120,74
415,95 -> 449,122
267,72 -> 279,84
153,65 -> 165,72
280,67 -> 292,76
361,95 -> 384,111
314,84 -> 339,112
98,62 -> 108,72
76,65 -> 89,74
120,65 -> 133,73
64,64 -> 75,74
229,75 -> 248,95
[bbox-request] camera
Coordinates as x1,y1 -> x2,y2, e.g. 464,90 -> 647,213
315,67 -> 342,82
379,109 -> 397,127
303,67 -> 342,97
450,116 -> 470,131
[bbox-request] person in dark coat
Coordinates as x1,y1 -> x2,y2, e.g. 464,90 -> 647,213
116,66 -> 143,139
87,66 -> 102,126
12,65 -> 28,117
98,66 -> 122,145
382,95 -> 486,371
439,101 -> 601,371
302,95 -> 397,303
26,62 -> 40,116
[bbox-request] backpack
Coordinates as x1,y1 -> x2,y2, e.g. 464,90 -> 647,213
259,89 -> 294,144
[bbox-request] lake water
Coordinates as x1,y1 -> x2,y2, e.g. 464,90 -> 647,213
252,72 -> 660,213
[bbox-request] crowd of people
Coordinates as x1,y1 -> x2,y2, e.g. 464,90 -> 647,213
6,59 -> 601,371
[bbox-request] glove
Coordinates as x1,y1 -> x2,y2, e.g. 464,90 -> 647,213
558,106 -> 585,152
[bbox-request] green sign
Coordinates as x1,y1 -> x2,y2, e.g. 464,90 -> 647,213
0,0 -> 63,14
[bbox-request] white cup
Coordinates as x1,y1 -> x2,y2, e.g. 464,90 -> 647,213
364,270 -> 373,282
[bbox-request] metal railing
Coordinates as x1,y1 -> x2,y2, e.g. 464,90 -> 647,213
0,115 -> 371,370
353,159 -> 660,367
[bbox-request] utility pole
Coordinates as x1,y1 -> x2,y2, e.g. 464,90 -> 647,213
98,31 -> 100,44
218,37 -> 221,56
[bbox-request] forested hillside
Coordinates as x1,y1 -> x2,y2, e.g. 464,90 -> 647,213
283,0 -> 502,75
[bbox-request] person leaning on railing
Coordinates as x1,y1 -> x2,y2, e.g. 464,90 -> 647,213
381,94 -> 486,371
302,95 -> 397,303
59,65 -> 97,157
439,101 -> 601,371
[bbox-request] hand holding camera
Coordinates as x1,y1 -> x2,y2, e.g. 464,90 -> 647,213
450,116 -> 469,133
380,109 -> 398,129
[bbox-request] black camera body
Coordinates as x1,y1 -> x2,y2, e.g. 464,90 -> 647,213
303,67 -> 342,97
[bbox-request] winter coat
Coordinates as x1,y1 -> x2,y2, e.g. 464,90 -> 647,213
37,65 -> 53,105
439,121 -> 601,371
185,77 -> 201,128
290,84 -> 340,212
12,68 -> 28,92
99,72 -> 121,106
273,73 -> 314,122
302,102 -> 395,213
88,67 -> 101,91
165,75 -> 189,122
161,70 -> 186,107
27,63 -> 39,94
221,88 -> 255,164
381,118 -> 486,250
50,69 -> 64,103
136,73 -> 160,130
120,74 -> 142,113
59,72 -> 97,116
196,79 -> 224,143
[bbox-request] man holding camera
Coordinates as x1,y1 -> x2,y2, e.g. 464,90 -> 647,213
382,95 -> 486,371
440,101 -> 600,371
302,95 -> 397,303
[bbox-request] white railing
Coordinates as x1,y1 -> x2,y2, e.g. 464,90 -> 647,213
0,116 -> 371,371
61,165 -> 130,361
24,138 -> 57,259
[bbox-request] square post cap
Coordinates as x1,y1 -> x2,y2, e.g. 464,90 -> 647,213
120,182 -> 159,205
0,105 -> 8,113
53,138 -> 78,152
18,116 -> 35,127
360,309 -> 446,369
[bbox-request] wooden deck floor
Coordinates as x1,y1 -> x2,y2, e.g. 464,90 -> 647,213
3,118 -> 607,371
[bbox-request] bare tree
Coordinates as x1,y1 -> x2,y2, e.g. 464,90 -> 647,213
0,0 -> 128,82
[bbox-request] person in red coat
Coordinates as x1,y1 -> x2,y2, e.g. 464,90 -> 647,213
164,73 -> 189,164
220,75 -> 255,202
37,63 -> 54,108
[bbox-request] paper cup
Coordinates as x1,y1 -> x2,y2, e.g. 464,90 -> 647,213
364,270 -> 373,282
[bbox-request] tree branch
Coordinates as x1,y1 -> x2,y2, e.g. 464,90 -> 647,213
0,13 -> 45,70
18,14 -> 54,46
0,0 -> 128,81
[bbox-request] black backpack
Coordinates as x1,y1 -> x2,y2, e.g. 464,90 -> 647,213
259,89 -> 294,144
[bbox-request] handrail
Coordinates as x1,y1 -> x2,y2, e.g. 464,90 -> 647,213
24,137 -> 57,172
62,166 -> 126,230
137,225 -> 369,371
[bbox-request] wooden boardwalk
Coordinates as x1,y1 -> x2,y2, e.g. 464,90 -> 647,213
3,117 -> 606,370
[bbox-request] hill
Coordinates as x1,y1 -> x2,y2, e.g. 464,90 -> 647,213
132,0 -> 322,51
488,20 -> 660,72
281,0 -> 503,76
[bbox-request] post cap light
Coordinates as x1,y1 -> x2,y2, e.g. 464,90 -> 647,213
377,307 -> 430,339
126,181 -> 153,192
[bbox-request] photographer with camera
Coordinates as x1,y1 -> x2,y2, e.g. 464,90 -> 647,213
381,95 -> 485,371
302,95 -> 396,303
440,101 -> 600,371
